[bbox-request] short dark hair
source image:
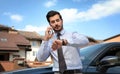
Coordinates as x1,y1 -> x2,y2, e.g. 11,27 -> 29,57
46,10 -> 62,23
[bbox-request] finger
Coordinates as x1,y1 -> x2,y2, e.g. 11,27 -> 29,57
55,40 -> 62,46
52,44 -> 58,51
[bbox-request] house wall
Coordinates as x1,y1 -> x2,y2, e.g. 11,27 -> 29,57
9,50 -> 25,61
26,47 -> 38,61
104,36 -> 120,42
26,40 -> 52,61
26,40 -> 41,61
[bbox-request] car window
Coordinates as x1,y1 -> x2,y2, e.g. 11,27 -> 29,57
80,43 -> 105,62
90,46 -> 120,66
96,46 -> 120,73
100,47 -> 120,61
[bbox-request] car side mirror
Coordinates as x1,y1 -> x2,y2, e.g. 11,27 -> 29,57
96,56 -> 120,73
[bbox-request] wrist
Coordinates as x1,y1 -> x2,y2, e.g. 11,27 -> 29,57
62,39 -> 68,45
44,37 -> 49,41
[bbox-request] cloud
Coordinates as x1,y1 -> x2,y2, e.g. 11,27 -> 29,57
3,12 -> 23,22
10,14 -> 23,22
21,0 -> 120,35
60,0 -> 120,23
44,0 -> 57,8
22,24 -> 47,34
60,8 -> 78,23
78,0 -> 120,21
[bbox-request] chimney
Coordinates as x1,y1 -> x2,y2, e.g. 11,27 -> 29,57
12,26 -> 14,30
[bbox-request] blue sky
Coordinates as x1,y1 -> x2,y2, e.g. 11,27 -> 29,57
0,0 -> 120,40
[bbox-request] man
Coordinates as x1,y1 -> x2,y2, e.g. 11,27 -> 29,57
36,10 -> 89,74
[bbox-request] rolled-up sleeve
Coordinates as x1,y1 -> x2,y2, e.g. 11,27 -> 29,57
36,41 -> 51,62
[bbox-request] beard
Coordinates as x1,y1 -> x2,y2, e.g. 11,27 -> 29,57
53,25 -> 63,33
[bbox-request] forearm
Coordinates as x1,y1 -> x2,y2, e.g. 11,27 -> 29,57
67,37 -> 89,47
36,41 -> 50,62
67,32 -> 89,47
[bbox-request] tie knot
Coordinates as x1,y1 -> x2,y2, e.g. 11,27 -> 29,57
57,32 -> 61,37
57,33 -> 61,39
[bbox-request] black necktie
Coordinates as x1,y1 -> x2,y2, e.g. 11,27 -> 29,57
57,33 -> 67,73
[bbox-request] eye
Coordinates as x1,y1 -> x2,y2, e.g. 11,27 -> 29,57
51,20 -> 55,24
56,19 -> 60,22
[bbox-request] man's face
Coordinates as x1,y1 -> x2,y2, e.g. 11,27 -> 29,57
49,14 -> 63,32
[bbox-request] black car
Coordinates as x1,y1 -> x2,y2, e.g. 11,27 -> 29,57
2,42 -> 120,74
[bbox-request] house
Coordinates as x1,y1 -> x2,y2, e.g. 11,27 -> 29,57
87,36 -> 102,45
0,25 -> 31,61
18,31 -> 43,61
0,25 -> 52,71
104,34 -> 120,42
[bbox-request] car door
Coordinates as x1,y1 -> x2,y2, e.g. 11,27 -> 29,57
106,66 -> 120,74
85,45 -> 120,74
100,46 -> 120,74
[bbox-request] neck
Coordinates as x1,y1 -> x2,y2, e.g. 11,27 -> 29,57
55,28 -> 63,34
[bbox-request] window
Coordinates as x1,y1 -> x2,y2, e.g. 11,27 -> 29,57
0,38 -> 7,42
13,55 -> 20,58
31,41 -> 39,47
33,51 -> 36,56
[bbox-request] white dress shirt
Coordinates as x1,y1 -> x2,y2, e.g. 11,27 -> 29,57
36,29 -> 89,71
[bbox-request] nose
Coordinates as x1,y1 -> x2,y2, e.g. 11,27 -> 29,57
54,21 -> 58,25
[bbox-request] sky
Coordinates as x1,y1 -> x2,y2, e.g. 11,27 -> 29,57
0,0 -> 120,40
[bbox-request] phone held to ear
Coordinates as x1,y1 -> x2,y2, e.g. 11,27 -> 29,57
49,29 -> 53,35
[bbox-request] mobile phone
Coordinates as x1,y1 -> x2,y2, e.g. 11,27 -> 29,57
49,29 -> 53,35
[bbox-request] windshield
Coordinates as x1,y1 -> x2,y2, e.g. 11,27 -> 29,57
80,43 -> 106,62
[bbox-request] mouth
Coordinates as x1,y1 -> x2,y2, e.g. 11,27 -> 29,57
54,25 -> 60,30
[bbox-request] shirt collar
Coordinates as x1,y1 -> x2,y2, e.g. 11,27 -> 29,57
55,29 -> 65,36
60,29 -> 65,35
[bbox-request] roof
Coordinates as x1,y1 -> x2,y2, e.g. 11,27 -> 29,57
0,24 -> 16,31
104,34 -> 120,41
0,32 -> 31,51
18,31 -> 42,40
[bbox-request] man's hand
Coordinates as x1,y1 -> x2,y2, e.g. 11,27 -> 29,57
52,39 -> 68,50
52,39 -> 62,51
44,26 -> 54,41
